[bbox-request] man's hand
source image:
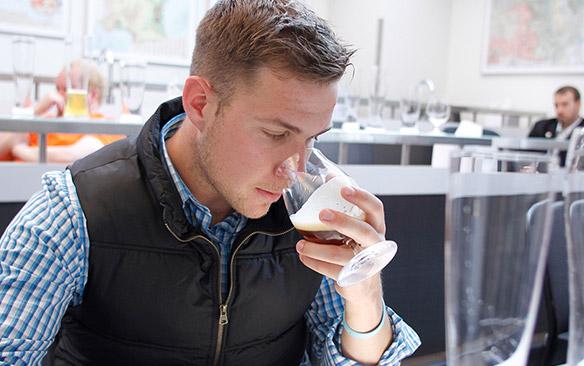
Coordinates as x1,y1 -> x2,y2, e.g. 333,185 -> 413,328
295,185 -> 386,304
295,185 -> 393,364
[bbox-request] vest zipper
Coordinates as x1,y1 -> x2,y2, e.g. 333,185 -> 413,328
165,222 -> 294,366
164,223 -> 225,366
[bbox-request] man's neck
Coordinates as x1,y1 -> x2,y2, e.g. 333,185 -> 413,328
166,122 -> 233,224
560,116 -> 581,129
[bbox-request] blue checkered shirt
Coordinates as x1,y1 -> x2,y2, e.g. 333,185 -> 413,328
0,113 -> 420,365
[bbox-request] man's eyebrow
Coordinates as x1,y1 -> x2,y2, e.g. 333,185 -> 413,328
257,117 -> 302,134
258,117 -> 332,137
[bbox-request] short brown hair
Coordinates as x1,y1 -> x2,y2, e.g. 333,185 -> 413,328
191,0 -> 354,103
555,85 -> 581,102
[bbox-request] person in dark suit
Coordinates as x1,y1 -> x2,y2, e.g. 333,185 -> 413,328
529,86 -> 583,165
529,86 -> 583,140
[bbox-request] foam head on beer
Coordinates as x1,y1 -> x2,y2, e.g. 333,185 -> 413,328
289,175 -> 365,232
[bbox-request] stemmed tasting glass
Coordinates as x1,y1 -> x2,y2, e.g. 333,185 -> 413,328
282,148 -> 397,287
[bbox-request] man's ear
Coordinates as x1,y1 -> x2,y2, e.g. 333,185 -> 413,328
182,76 -> 215,131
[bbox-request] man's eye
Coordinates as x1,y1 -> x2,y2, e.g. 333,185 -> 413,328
264,130 -> 289,140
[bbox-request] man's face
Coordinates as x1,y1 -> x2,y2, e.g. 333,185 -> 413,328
555,92 -> 581,124
197,68 -> 337,219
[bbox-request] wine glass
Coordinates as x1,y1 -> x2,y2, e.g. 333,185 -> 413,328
446,147 -> 557,366
427,98 -> 451,131
281,148 -> 397,287
399,97 -> 421,128
121,61 -> 146,115
564,127 -> 584,366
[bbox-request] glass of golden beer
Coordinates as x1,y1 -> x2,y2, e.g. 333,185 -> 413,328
63,62 -> 89,117
282,148 -> 397,287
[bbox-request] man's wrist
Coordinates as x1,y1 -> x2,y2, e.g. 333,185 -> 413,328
343,299 -> 386,339
343,295 -> 385,332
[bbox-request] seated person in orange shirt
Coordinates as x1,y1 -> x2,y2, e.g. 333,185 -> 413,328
0,59 -> 124,163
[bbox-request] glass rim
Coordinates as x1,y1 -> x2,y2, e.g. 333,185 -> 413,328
452,146 -> 558,164
12,35 -> 35,43
304,147 -> 332,165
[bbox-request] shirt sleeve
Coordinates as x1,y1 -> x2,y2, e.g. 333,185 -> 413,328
304,277 -> 421,366
0,170 -> 89,366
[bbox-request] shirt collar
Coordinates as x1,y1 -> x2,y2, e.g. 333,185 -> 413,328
159,113 -> 248,236
556,117 -> 582,140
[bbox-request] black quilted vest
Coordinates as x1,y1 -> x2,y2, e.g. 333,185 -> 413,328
53,98 -> 323,366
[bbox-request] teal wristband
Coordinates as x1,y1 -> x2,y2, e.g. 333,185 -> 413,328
342,300 -> 387,339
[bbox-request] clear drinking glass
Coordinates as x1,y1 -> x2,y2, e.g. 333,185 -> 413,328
399,97 -> 421,128
427,98 -> 451,131
63,62 -> 90,117
346,77 -> 363,123
565,128 -> 584,366
282,148 -> 397,287
12,36 -> 36,114
363,66 -> 386,129
446,148 -> 557,366
121,61 -> 146,115
367,87 -> 386,129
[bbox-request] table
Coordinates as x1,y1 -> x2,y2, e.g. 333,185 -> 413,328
0,116 -> 143,162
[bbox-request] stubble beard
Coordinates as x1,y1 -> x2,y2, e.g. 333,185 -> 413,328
197,125 -> 270,220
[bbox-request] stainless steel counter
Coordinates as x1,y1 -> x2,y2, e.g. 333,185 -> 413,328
319,128 -> 492,164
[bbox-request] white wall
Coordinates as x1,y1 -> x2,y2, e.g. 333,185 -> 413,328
445,0 -> 584,117
325,0 -> 452,100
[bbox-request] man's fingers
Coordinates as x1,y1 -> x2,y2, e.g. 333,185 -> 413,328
319,209 -> 384,247
296,240 -> 354,266
298,253 -> 342,281
341,186 -> 386,234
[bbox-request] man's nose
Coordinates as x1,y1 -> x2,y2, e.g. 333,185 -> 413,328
276,153 -> 298,178
276,147 -> 311,177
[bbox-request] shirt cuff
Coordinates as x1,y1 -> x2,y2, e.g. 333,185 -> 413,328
321,306 -> 421,366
